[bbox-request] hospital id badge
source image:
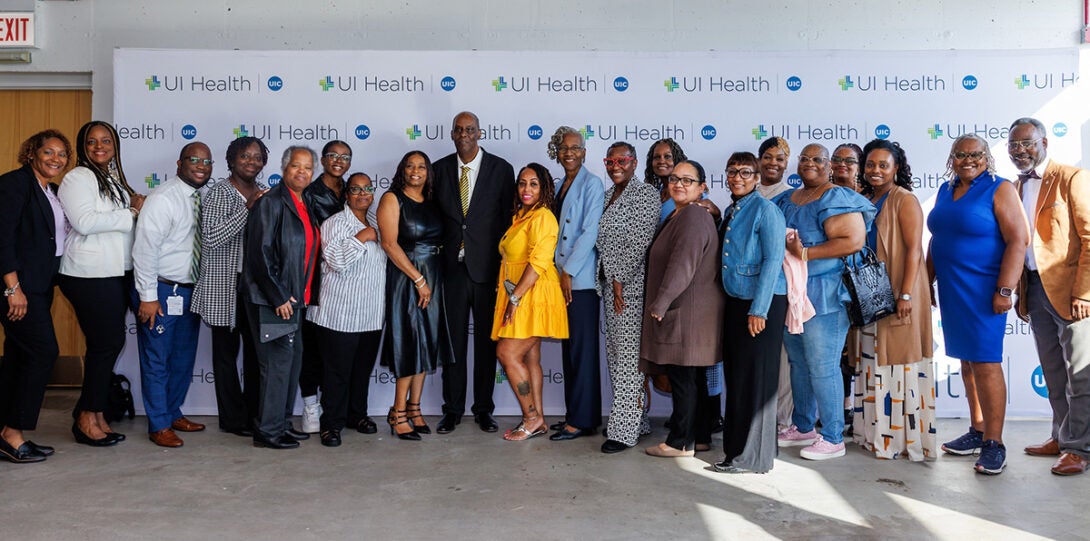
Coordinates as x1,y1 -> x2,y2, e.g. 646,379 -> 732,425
166,295 -> 184,316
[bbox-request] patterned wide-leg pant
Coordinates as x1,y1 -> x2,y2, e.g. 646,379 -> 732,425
603,285 -> 647,446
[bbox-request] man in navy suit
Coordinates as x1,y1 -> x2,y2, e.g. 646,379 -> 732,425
433,111 -> 515,433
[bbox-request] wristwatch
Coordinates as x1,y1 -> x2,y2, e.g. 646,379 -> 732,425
899,293 -> 912,301
509,294 -> 521,307
996,286 -> 1013,298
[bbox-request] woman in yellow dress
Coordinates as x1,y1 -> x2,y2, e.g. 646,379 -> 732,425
492,162 -> 569,441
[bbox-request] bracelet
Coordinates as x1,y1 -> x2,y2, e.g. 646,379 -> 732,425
414,280 -> 427,289
3,282 -> 19,297
801,247 -> 808,262
412,275 -> 424,285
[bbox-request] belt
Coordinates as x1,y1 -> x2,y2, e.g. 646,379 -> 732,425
158,277 -> 195,288
409,245 -> 442,256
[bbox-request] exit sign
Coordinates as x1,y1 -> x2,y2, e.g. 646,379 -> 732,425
0,13 -> 33,47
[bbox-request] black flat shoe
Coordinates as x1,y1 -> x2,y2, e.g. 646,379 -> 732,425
104,432 -> 126,443
24,441 -> 55,457
549,420 -> 567,431
474,413 -> 499,433
601,439 -> 630,454
283,428 -> 310,441
355,417 -> 377,434
253,435 -> 300,449
436,413 -> 461,434
71,423 -> 117,447
320,430 -> 342,447
549,426 -> 590,441
0,439 -> 47,463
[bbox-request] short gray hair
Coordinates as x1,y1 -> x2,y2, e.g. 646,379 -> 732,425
1010,117 -> 1047,139
281,145 -> 318,171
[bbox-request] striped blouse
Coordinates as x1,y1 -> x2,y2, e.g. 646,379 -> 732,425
306,205 -> 386,333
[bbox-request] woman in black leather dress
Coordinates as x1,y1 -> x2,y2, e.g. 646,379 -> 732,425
377,150 -> 453,440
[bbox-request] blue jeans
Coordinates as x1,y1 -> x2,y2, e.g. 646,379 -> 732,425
783,309 -> 849,444
133,282 -> 200,433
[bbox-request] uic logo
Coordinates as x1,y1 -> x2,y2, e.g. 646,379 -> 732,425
838,75 -> 854,91
927,124 -> 943,140
268,174 -> 282,187
786,174 -> 802,188
319,76 -> 334,91
751,125 -> 769,141
355,125 -> 371,140
613,77 -> 629,92
267,76 -> 283,92
440,76 -> 456,91
1053,122 -> 1068,137
145,75 -> 161,91
786,76 -> 802,91
144,173 -> 161,189
180,125 -> 197,140
527,125 -> 543,140
578,125 -> 595,140
1031,365 -> 1048,398
701,125 -> 717,140
961,75 -> 978,90
232,125 -> 250,138
874,124 -> 891,139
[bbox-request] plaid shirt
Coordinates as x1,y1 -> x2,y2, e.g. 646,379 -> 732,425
191,179 -> 267,328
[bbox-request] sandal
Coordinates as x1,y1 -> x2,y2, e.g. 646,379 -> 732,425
503,418 -> 546,441
405,401 -> 430,434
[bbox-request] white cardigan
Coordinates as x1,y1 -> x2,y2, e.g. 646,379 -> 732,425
58,166 -> 135,278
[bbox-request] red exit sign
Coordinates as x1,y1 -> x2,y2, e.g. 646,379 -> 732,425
0,13 -> 34,47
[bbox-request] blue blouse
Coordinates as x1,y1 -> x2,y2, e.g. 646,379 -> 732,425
772,186 -> 876,315
720,192 -> 787,318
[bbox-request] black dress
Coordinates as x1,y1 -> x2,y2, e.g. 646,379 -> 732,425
381,190 -> 453,377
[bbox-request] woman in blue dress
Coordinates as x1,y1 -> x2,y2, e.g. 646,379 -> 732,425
927,134 -> 1027,475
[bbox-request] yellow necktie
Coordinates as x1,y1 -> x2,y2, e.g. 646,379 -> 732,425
459,166 -> 470,216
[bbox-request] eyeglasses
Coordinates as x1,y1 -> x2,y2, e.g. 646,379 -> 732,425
347,186 -> 375,195
829,156 -> 858,165
952,151 -> 987,160
603,156 -> 635,168
798,155 -> 827,165
184,157 -> 214,166
324,153 -> 351,162
666,175 -> 703,186
725,168 -> 756,180
558,145 -> 584,153
1007,139 -> 1041,151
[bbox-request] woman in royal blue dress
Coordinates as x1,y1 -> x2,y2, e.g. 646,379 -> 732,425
927,134 -> 1027,475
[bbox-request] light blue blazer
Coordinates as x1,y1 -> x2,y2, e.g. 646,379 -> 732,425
554,166 -> 605,291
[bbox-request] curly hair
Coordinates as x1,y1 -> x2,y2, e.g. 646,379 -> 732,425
18,129 -> 72,169
226,136 -> 270,172
513,162 -> 557,215
860,139 -> 913,195
644,138 -> 687,191
75,121 -> 134,206
389,150 -> 434,200
546,126 -> 582,162
944,134 -> 996,184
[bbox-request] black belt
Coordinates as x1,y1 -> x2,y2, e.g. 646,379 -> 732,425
158,277 -> 195,288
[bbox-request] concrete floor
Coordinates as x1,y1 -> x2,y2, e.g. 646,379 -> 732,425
0,390 -> 1085,541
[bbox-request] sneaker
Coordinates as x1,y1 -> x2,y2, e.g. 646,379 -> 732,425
974,440 -> 1007,475
942,426 -> 983,456
778,425 -> 819,447
800,436 -> 846,460
301,401 -> 320,434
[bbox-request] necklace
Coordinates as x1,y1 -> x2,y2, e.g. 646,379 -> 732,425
797,181 -> 830,205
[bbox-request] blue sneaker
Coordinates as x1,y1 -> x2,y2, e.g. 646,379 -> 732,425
974,440 -> 1007,475
941,426 -> 983,456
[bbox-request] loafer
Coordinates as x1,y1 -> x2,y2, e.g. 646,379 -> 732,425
1051,452 -> 1090,476
1025,438 -> 1060,457
320,429 -> 342,447
24,440 -> 55,457
283,428 -> 310,441
645,442 -> 694,458
355,417 -> 377,434
601,439 -> 630,454
549,426 -> 590,441
474,413 -> 499,433
171,417 -> 206,432
253,435 -> 300,449
0,439 -> 47,463
71,423 -> 117,447
436,414 -> 461,434
149,428 -> 184,448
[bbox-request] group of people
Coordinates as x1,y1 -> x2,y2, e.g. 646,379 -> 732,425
1,114 -> 1087,479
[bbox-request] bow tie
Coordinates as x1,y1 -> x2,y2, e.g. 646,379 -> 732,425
1018,170 -> 1041,182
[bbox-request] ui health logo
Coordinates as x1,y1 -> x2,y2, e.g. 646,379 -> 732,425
406,125 -> 421,140
752,125 -> 769,141
232,125 -> 250,138
1015,72 -> 1078,90
927,122 -> 1009,141
144,74 -> 254,92
492,76 -> 508,92
146,76 -> 162,91
664,77 -> 680,92
320,75 -> 424,92
491,74 -> 597,93
664,75 -> 770,93
144,173 -> 161,189
578,125 -> 595,140
839,73 -> 946,92
927,124 -> 943,140
319,76 -> 334,91
404,124 -> 444,141
838,76 -> 854,91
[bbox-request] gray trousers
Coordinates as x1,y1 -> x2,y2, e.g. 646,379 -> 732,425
246,302 -> 305,441
1026,274 -> 1090,459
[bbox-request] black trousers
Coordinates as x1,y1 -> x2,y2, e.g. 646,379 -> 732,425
0,288 -> 59,430
245,301 -> 304,441
298,319 -> 322,397
317,327 -> 381,431
665,364 -> 712,450
209,295 -> 259,432
59,273 -> 131,413
722,294 -> 786,468
561,289 -> 601,429
441,261 -> 498,417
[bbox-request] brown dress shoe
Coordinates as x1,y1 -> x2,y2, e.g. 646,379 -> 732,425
149,428 -> 184,448
171,417 -> 206,432
1025,438 -> 1060,456
1051,452 -> 1089,476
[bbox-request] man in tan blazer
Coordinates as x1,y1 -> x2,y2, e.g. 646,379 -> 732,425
1010,117 -> 1090,475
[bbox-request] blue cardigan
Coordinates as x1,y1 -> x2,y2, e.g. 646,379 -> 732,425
554,166 -> 605,290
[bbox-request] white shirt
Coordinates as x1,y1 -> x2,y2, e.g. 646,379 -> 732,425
306,205 -> 386,332
456,148 -> 484,259
57,166 -> 135,278
132,176 -> 201,302
1021,158 -> 1049,271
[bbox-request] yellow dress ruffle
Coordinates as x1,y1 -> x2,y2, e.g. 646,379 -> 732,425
491,206 -> 569,340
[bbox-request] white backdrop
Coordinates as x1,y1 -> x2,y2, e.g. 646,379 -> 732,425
112,48 -> 1086,418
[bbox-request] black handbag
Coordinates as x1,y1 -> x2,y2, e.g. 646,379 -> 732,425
104,373 -> 136,422
841,246 -> 896,327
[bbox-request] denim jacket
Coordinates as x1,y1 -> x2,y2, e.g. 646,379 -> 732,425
720,192 -> 787,318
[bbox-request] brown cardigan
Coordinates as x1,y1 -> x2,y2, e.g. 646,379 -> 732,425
640,203 -> 725,369
872,186 -> 933,366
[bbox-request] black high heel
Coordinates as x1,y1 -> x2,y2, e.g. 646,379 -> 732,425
405,401 -> 430,434
387,407 -> 421,441
71,423 -> 117,447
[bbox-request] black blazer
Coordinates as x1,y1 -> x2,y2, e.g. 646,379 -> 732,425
0,165 -> 60,295
433,149 -> 516,283
240,183 -> 320,308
